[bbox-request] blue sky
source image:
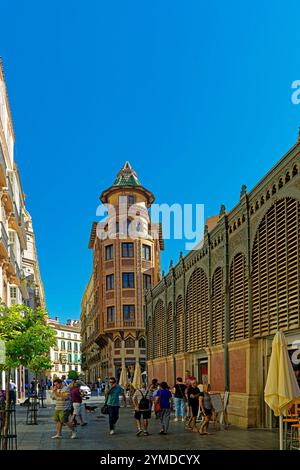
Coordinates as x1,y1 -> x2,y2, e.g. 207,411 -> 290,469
1,1 -> 300,321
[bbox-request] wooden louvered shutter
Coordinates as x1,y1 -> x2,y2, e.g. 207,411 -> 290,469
166,302 -> 173,356
229,253 -> 249,341
154,299 -> 164,358
176,295 -> 184,353
186,268 -> 209,351
147,317 -> 153,359
252,198 -> 300,336
211,267 -> 224,345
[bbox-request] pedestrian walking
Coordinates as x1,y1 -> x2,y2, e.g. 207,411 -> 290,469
70,381 -> 87,427
9,379 -> 17,405
96,378 -> 101,397
172,377 -> 187,422
51,378 -> 76,439
154,381 -> 172,435
149,378 -> 160,419
105,377 -> 127,435
199,384 -> 213,435
186,379 -> 201,432
133,385 -> 152,436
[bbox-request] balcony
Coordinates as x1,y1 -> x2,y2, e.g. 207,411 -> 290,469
15,261 -> 22,280
3,178 -> 13,212
0,147 -> 7,186
0,221 -> 8,256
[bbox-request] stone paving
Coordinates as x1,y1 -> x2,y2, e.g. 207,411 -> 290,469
15,397 -> 279,451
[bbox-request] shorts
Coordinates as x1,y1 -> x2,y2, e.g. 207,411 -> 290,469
204,408 -> 212,417
134,410 -> 151,420
72,402 -> 82,416
190,402 -> 199,417
54,409 -> 70,423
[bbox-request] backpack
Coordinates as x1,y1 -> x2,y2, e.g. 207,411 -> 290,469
138,390 -> 150,411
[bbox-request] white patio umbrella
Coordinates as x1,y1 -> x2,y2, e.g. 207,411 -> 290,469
131,362 -> 143,390
264,331 -> 300,450
119,361 -> 127,390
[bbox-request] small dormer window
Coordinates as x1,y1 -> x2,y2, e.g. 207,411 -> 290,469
127,195 -> 135,205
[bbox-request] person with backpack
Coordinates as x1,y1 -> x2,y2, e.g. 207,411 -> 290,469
154,381 -> 172,435
133,385 -> 152,436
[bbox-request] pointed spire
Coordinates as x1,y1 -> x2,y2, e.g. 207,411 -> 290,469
113,161 -> 141,187
219,204 -> 226,217
240,184 -> 247,199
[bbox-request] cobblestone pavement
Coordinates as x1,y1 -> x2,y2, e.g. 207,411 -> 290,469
15,397 -> 279,450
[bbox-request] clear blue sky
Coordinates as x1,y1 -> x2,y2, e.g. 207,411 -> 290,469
1,1 -> 300,321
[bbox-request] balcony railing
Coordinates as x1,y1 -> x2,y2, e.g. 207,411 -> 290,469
0,222 -> 8,252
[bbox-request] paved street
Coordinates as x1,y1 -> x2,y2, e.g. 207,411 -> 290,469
15,397 -> 279,450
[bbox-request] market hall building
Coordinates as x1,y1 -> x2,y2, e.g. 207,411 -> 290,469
145,133 -> 300,429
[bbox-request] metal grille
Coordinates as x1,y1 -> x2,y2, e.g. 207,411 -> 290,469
186,268 -> 209,351
175,295 -> 184,353
229,253 -> 249,341
153,299 -> 164,357
252,198 -> 300,336
166,302 -> 173,356
211,266 -> 224,345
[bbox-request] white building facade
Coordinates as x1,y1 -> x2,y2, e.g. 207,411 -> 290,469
0,59 -> 45,397
47,318 -> 81,381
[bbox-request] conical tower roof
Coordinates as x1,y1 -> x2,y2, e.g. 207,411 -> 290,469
113,161 -> 141,187
100,161 -> 155,206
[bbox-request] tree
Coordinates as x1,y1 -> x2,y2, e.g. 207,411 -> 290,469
0,304 -> 56,449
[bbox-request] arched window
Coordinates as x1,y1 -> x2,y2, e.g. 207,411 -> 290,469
252,198 -> 300,336
175,295 -> 184,353
61,341 -> 65,350
139,337 -> 146,349
292,165 -> 298,177
67,342 -> 72,351
229,253 -> 248,341
153,299 -> 164,358
125,337 -> 135,348
211,267 -> 224,345
186,268 -> 209,351
166,302 -> 173,356
114,338 -> 121,349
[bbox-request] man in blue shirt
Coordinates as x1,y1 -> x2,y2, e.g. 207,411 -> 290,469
105,377 -> 127,435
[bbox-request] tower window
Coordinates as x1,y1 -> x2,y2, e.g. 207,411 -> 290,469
142,244 -> 151,261
107,306 -> 115,322
127,195 -> 135,205
122,242 -> 134,258
125,337 -> 135,348
105,244 -> 114,260
143,274 -> 152,290
123,305 -> 135,321
122,272 -> 134,288
106,274 -> 114,290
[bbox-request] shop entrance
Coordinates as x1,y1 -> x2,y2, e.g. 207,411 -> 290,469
197,358 -> 208,385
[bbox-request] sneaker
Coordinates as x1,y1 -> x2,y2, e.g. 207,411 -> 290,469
136,429 -> 143,436
81,422 -> 88,426
143,431 -> 149,436
182,417 -> 185,422
71,432 -> 77,439
51,434 -> 62,439
174,418 -> 178,422
109,430 -> 115,435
